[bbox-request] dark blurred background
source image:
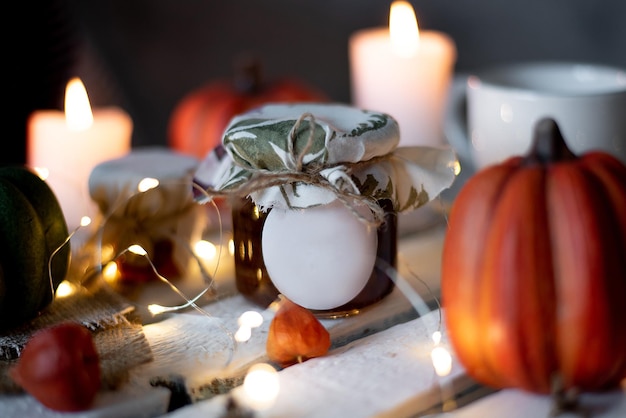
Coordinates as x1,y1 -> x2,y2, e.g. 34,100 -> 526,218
7,0 -> 626,165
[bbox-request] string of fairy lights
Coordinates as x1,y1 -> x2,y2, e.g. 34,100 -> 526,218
43,173 -> 455,412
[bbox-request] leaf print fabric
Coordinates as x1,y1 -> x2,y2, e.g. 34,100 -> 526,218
193,103 -> 457,213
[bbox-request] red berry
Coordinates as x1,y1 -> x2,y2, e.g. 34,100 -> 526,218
9,322 -> 101,411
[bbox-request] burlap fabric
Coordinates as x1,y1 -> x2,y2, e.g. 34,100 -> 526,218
0,282 -> 152,393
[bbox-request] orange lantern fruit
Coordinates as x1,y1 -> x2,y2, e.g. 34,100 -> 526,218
10,322 -> 101,412
266,297 -> 331,367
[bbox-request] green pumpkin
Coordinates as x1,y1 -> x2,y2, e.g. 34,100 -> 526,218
0,166 -> 70,329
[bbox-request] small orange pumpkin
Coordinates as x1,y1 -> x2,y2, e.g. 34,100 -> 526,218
442,118 -> 626,395
168,57 -> 328,159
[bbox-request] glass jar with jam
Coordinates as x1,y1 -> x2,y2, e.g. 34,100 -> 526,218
231,196 -> 397,318
193,103 -> 458,317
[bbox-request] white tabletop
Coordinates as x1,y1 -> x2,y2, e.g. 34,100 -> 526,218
1,220 -> 624,418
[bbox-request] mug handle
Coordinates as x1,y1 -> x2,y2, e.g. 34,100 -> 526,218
444,74 -> 472,163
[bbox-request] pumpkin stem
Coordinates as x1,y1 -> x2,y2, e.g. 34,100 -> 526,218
524,118 -> 577,166
233,54 -> 263,95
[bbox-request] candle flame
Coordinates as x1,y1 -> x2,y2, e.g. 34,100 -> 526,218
65,78 -> 94,132
389,1 -> 420,58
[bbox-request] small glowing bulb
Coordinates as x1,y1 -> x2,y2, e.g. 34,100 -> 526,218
128,244 -> 147,256
238,310 -> 264,328
65,78 -> 93,132
228,239 -> 235,256
80,216 -> 92,227
432,331 -> 442,345
55,281 -> 75,298
235,311 -> 264,342
138,177 -> 159,192
242,363 -> 280,410
148,304 -> 167,315
431,346 -> 452,377
194,240 -> 217,260
102,261 -> 118,281
235,325 -> 252,342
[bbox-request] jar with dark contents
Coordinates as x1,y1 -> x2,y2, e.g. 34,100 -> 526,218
192,103 -> 458,317
232,196 -> 397,318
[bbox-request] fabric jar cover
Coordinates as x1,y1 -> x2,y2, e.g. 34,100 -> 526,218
193,102 -> 458,216
89,147 -> 206,278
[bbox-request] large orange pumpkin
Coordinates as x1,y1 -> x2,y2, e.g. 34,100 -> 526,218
442,118 -> 626,395
168,58 -> 328,159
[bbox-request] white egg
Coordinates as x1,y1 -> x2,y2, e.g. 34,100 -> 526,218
261,199 -> 378,310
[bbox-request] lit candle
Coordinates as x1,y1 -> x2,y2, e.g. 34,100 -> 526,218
349,1 -> 456,147
27,78 -> 132,229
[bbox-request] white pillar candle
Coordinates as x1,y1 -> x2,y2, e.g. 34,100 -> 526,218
27,78 -> 132,230
349,1 -> 456,147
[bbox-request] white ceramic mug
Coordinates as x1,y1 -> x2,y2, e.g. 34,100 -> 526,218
445,61 -> 626,170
